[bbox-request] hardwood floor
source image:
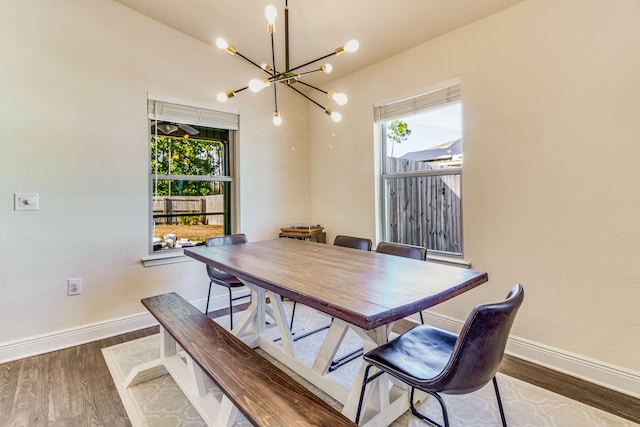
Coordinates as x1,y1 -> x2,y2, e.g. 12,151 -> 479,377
1,310 -> 638,426
0,327 -> 158,427
500,354 -> 640,425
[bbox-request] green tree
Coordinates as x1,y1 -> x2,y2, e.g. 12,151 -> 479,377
387,119 -> 412,157
151,136 -> 226,196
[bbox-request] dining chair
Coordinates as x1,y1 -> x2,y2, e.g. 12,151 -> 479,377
205,233 -> 249,329
376,241 -> 428,323
375,241 -> 427,260
333,234 -> 373,251
356,284 -> 524,426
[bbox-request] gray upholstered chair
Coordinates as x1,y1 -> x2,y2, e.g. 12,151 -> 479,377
205,234 -> 249,328
376,241 -> 427,323
356,284 -> 524,426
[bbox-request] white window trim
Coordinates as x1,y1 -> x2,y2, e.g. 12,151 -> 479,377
141,250 -> 195,267
143,94 -> 239,265
376,77 -> 465,261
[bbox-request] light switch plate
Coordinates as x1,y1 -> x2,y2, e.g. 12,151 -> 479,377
14,193 -> 39,211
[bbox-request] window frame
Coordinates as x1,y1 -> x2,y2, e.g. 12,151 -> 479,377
144,97 -> 239,263
376,78 -> 465,259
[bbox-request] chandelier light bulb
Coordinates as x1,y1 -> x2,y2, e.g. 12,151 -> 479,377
344,39 -> 359,53
321,63 -> 333,74
265,5 -> 278,25
216,37 -> 236,55
217,90 -> 235,103
249,79 -> 266,92
328,91 -> 348,106
215,38 -> 228,50
273,111 -> 282,126
324,108 -> 342,122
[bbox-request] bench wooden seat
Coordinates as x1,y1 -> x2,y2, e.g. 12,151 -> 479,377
134,292 -> 356,427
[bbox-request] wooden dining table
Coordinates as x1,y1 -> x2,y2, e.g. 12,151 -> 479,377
184,238 -> 488,426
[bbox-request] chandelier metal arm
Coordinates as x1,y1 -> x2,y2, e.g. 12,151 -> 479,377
287,51 -> 337,74
235,51 -> 275,77
285,2 -> 290,72
226,86 -> 249,96
297,80 -> 328,96
270,31 -> 279,113
266,67 -> 323,86
285,84 -> 326,111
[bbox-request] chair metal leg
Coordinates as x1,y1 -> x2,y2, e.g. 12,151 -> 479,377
355,364 -> 374,424
227,287 -> 234,329
289,307 -> 332,342
205,281 -> 213,315
419,310 -> 425,324
290,323 -> 331,342
290,300 -> 297,331
410,387 -> 449,427
328,347 -> 364,372
493,376 -> 508,427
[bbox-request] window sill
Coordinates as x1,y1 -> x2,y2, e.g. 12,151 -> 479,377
142,250 -> 194,267
427,254 -> 472,269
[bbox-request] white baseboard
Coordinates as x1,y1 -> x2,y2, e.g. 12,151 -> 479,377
421,311 -> 640,400
0,289 -> 250,364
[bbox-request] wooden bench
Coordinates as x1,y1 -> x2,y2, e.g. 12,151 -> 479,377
126,292 -> 356,427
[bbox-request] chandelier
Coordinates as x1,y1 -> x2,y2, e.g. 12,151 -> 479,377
215,0 -> 359,126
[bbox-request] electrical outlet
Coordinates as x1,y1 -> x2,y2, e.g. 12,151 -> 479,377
68,278 -> 82,296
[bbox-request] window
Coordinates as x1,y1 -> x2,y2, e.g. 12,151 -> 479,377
377,79 -> 463,256
148,99 -> 238,253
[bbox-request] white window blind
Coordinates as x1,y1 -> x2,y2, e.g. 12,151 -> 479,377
374,83 -> 461,123
148,99 -> 239,130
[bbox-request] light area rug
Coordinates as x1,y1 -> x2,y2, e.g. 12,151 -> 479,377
102,303 -> 637,426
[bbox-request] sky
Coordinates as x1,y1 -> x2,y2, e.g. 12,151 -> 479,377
386,103 -> 462,158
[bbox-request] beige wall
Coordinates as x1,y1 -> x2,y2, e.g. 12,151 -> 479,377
0,0 -> 310,345
310,0 -> 640,378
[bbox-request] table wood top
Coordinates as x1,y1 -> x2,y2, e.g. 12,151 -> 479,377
185,239 -> 488,330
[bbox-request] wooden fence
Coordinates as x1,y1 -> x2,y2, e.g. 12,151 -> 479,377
153,195 -> 225,225
386,157 -> 462,254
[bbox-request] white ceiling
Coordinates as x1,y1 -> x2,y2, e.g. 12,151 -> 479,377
114,0 -> 524,82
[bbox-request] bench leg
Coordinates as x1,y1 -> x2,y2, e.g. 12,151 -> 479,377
123,358 -> 167,388
216,396 -> 241,427
187,356 -> 209,397
161,325 -> 177,356
125,327 -> 241,426
124,326 -> 176,387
